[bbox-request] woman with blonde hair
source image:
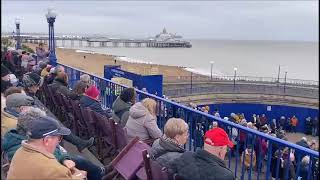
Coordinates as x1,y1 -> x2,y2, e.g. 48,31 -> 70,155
125,98 -> 162,142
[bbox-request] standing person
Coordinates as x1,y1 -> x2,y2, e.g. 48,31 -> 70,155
36,43 -> 48,63
279,116 -> 286,131
125,98 -> 162,143
112,87 -> 136,127
6,116 -> 87,179
170,127 -> 236,180
255,115 -> 261,130
260,114 -> 267,127
291,115 -> 298,133
305,117 -> 313,135
312,117 -> 319,137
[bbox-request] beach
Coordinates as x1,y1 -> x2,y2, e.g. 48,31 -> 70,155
25,43 -> 199,79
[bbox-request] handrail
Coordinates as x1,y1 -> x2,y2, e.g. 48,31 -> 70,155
59,62 -> 319,157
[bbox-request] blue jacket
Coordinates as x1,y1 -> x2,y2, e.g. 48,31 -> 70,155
79,95 -> 112,118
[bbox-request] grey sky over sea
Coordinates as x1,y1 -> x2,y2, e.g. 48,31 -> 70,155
1,1 -> 319,81
1,1 -> 319,41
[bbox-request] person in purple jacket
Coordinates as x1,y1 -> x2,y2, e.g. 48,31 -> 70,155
36,43 -> 48,63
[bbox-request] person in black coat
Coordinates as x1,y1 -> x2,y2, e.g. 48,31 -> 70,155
80,85 -> 112,118
170,128 -> 236,180
1,64 -> 13,93
48,72 -> 78,100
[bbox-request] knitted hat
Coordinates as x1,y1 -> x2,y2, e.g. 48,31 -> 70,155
22,72 -> 43,87
85,86 -> 100,99
1,64 -> 10,77
6,93 -> 34,108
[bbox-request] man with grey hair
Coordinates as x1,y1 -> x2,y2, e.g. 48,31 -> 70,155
2,107 -> 106,180
46,65 -> 65,84
1,93 -> 34,136
80,74 -> 92,86
7,115 -> 87,179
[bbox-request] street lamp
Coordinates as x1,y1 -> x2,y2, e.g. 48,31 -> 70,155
233,67 -> 237,91
15,18 -> 21,50
284,71 -> 288,93
210,61 -> 214,80
46,8 -> 58,66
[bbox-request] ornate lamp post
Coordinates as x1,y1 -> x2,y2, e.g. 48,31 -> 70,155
233,67 -> 238,91
15,18 -> 21,50
284,71 -> 288,93
46,8 -> 57,66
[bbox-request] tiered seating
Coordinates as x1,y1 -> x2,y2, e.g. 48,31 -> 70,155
37,84 -> 132,162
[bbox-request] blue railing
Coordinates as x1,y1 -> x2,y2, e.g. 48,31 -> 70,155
59,63 -> 319,180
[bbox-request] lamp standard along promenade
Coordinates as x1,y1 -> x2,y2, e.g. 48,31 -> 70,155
46,8 -> 58,66
233,67 -> 237,92
15,18 -> 21,50
210,61 -> 214,80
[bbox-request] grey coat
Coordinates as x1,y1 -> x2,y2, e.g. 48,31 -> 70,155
112,97 -> 132,127
149,138 -> 185,170
125,102 -> 162,142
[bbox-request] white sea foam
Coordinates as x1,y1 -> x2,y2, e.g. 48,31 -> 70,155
184,67 -> 224,76
75,50 -> 96,54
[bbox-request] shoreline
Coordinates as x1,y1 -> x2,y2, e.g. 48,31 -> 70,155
25,43 -> 204,79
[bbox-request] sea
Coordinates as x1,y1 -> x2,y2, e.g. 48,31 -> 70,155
60,40 -> 319,81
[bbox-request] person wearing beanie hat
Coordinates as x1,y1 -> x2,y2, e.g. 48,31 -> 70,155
170,127 -> 235,180
80,85 -> 113,118
111,87 -> 136,127
1,64 -> 13,93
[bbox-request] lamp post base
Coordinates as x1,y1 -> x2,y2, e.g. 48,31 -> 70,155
48,52 -> 57,66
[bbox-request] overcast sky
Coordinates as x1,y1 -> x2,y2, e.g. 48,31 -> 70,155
1,0 -> 319,41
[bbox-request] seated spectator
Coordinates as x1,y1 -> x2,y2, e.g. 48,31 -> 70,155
72,81 -> 88,100
80,74 -> 93,86
149,118 -> 187,170
46,65 -> 65,84
1,64 -> 13,93
112,87 -> 136,127
170,127 -> 235,180
1,93 -> 34,136
241,145 -> 256,171
125,98 -> 162,142
34,61 -> 47,75
22,72 -> 94,152
2,107 -> 106,180
41,64 -> 51,77
80,85 -> 112,118
48,72 -> 78,99
6,115 -> 87,179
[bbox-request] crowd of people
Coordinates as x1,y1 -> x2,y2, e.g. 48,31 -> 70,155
1,44 -> 318,180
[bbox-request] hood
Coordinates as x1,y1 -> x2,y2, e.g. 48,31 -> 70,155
112,97 -> 132,113
129,102 -> 148,119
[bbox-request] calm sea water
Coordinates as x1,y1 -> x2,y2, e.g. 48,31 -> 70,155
64,40 -> 318,81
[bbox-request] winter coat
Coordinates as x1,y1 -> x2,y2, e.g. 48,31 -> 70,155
149,137 -> 185,170
49,79 -> 78,100
125,102 -> 162,142
299,163 -> 309,180
112,96 -> 132,127
1,80 -> 12,93
80,95 -> 112,118
170,149 -> 236,180
2,129 -> 71,163
7,141 -> 78,180
1,108 -> 18,136
36,47 -> 47,62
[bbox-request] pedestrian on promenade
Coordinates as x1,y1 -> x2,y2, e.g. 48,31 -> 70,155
312,117 -> 319,136
291,115 -> 298,133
